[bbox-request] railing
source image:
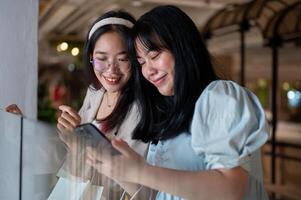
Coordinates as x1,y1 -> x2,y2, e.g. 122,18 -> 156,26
0,110 -> 66,200
1,109 -> 301,200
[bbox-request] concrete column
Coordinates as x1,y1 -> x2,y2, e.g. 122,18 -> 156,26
0,0 -> 38,119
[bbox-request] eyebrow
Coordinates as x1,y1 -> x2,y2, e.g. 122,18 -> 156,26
94,50 -> 127,55
136,49 -> 152,59
136,49 -> 160,59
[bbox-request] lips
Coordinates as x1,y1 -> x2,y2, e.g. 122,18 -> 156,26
103,76 -> 121,85
151,74 -> 167,87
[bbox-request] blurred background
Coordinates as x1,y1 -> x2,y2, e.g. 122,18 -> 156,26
0,0 -> 301,199
37,0 -> 301,124
37,0 -> 239,123
38,1 -> 301,198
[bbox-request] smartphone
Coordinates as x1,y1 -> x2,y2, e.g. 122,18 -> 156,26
74,123 -> 120,155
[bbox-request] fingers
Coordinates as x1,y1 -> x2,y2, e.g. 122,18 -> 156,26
57,116 -> 76,132
86,146 -> 105,162
86,147 -> 116,178
57,121 -> 73,133
61,111 -> 80,127
86,140 -> 143,183
86,147 -> 103,170
57,105 -> 81,132
57,123 -> 65,132
86,146 -> 114,166
112,138 -> 135,158
59,105 -> 81,122
86,153 -> 106,175
5,104 -> 23,116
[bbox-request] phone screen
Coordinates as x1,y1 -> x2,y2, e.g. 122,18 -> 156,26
74,123 -> 120,155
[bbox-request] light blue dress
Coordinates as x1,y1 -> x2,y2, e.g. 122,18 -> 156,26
146,80 -> 270,200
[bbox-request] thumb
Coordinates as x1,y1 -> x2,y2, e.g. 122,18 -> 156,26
111,139 -> 135,158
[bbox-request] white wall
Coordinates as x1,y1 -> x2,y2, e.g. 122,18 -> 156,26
0,112 -> 21,200
0,0 -> 38,119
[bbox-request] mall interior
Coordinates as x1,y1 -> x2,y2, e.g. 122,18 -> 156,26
0,0 -> 301,199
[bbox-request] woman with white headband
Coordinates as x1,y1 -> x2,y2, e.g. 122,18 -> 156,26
6,11 -> 151,200
53,10 -> 149,200
4,10 -> 149,199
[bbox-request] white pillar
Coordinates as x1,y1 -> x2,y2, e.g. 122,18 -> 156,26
0,0 -> 38,119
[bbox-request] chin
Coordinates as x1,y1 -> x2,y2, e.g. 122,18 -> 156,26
158,89 -> 173,96
106,86 -> 122,93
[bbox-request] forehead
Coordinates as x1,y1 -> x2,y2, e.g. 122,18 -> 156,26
94,31 -> 126,51
134,32 -> 168,56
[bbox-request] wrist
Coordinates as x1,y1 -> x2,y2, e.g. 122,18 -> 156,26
137,161 -> 151,184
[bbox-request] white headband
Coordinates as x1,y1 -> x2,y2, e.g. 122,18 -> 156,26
88,17 -> 134,39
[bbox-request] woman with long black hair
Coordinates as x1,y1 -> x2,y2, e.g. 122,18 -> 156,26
87,5 -> 269,200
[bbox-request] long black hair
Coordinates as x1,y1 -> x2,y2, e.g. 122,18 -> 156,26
130,5 -> 218,142
82,10 -> 136,132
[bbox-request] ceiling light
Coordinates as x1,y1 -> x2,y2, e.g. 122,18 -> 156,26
71,47 -> 79,56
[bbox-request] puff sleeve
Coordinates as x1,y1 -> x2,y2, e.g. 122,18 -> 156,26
191,80 -> 269,172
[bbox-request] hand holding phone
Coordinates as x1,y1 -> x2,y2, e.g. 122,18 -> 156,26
74,123 -> 120,155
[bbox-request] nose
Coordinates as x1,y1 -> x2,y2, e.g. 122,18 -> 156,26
106,59 -> 119,72
143,61 -> 157,78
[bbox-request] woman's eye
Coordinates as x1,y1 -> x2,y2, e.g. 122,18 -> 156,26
118,57 -> 129,62
137,59 -> 145,66
150,51 -> 160,60
95,57 -> 106,61
139,61 -> 145,66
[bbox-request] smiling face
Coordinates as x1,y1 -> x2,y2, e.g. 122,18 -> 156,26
92,31 -> 131,93
135,39 -> 175,96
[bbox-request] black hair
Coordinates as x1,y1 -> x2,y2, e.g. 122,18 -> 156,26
130,5 -> 219,142
82,10 -> 136,132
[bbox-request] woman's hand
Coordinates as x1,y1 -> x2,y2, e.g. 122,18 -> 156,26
86,138 -> 147,183
57,105 -> 81,132
5,104 -> 23,116
57,105 -> 82,152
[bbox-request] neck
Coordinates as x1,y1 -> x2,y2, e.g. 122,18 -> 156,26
105,91 -> 119,108
106,91 -> 119,100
